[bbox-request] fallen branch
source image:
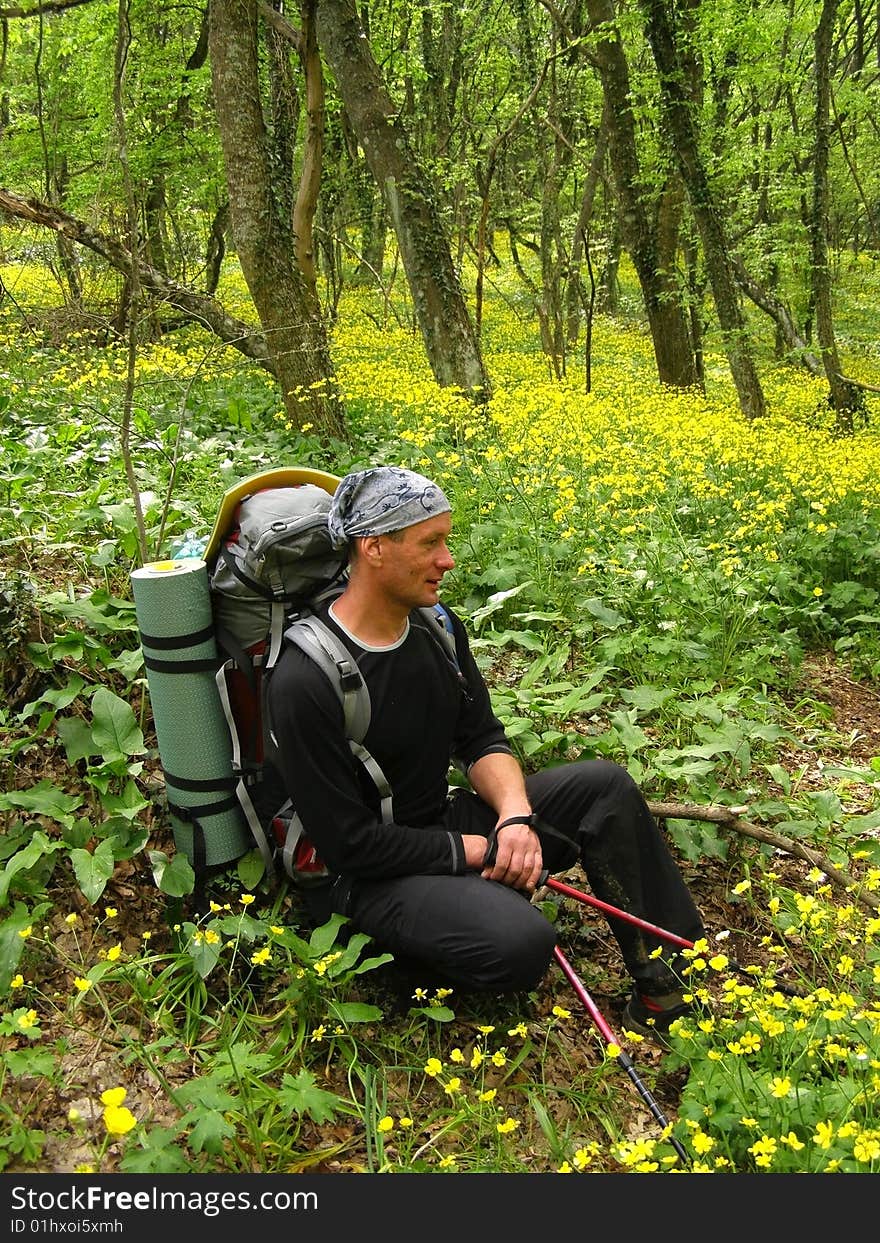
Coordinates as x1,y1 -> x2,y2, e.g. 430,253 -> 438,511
647,799 -> 880,914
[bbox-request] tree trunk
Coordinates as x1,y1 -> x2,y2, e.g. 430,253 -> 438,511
315,0 -> 490,399
584,0 -> 698,390
641,0 -> 766,420
811,0 -> 865,432
208,0 -> 346,443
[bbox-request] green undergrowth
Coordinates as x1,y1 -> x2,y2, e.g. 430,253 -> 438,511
1,251 -> 880,1172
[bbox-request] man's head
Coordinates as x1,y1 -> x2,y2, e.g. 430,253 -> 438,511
328,466 -> 451,549
328,467 -> 454,609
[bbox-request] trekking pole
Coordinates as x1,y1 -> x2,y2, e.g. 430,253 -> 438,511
553,945 -> 691,1167
542,873 -> 805,998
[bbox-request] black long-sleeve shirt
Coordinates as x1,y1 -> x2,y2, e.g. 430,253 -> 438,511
266,603 -> 512,879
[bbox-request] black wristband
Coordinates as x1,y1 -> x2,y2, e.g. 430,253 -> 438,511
482,815 -> 537,868
496,814 -> 537,830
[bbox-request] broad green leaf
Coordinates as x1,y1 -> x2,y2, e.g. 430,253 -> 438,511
0,834 -> 67,906
56,717 -> 96,764
582,597 -> 627,628
308,913 -> 349,957
326,1001 -> 384,1024
0,781 -> 82,821
70,840 -> 115,904
90,687 -> 145,758
149,850 -> 195,898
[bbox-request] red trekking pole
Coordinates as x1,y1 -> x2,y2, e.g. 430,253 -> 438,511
542,873 -> 804,997
553,946 -> 691,1166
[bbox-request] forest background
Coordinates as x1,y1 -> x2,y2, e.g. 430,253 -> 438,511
1,0 -> 880,1178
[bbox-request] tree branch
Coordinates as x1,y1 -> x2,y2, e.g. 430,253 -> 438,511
0,186 -> 273,370
647,799 -> 880,913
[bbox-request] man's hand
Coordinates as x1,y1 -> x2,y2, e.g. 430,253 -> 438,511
481,821 -> 543,893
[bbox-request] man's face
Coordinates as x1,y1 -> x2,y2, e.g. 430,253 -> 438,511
375,512 -> 455,609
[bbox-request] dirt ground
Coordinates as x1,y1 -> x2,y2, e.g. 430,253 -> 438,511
7,651 -> 880,1172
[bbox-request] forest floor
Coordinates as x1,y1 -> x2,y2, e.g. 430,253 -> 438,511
8,652 -> 880,1173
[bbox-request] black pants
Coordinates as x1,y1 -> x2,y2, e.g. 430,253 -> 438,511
310,760 -> 705,997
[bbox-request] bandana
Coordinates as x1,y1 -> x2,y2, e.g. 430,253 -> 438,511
327,467 -> 451,549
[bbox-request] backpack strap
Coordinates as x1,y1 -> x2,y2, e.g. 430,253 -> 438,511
281,614 -> 394,822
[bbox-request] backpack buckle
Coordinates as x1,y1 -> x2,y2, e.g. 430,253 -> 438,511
336,659 -> 362,693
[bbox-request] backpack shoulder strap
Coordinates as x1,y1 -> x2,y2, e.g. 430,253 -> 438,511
283,613 -> 372,742
418,602 -> 459,668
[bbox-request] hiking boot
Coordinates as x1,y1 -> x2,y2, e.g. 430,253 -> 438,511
621,988 -> 691,1047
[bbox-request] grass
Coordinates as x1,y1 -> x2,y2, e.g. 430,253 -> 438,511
1,239 -> 880,1175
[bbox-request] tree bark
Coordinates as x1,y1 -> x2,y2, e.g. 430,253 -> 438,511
208,0 -> 346,442
641,0 -> 766,420
584,0 -> 699,390
811,0 -> 864,432
315,0 -> 490,399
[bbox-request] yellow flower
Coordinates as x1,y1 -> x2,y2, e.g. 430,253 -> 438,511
101,1087 -> 127,1108
18,926 -> 32,939
496,1118 -> 520,1134
10,974 -> 23,989
18,1010 -> 38,1031
507,1023 -> 528,1038
106,944 -> 122,962
478,1089 -> 497,1103
400,1117 -> 413,1129
250,947 -> 271,966
377,1116 -> 394,1133
104,908 -> 118,919
551,1006 -> 571,1019
813,1120 -> 835,1149
240,894 -> 256,906
470,1049 -> 484,1069
450,1048 -> 465,1063
103,1104 -> 137,1137
424,1057 -> 443,1077
444,1077 -> 462,1095
475,1025 -> 495,1035
309,1025 -> 326,1043
769,1076 -> 791,1098
73,977 -> 92,993
65,913 -> 78,926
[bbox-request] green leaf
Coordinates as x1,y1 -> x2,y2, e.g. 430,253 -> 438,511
308,913 -> 349,957
582,597 -> 627,628
90,687 -> 145,758
0,781 -> 82,822
326,1001 -> 384,1024
0,902 -> 50,990
0,834 -> 67,907
56,717 -> 97,764
278,1069 -> 343,1123
187,1110 -> 236,1155
149,850 -> 195,898
70,839 -> 115,904
236,849 -> 266,891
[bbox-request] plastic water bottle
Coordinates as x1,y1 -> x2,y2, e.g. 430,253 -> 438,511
170,532 -> 209,559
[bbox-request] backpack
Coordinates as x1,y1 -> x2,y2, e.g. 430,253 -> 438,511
204,466 -> 463,890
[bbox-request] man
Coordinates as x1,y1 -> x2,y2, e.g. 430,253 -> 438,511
267,466 -> 705,1038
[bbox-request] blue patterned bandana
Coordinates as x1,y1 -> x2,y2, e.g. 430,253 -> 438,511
328,467 -> 451,549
